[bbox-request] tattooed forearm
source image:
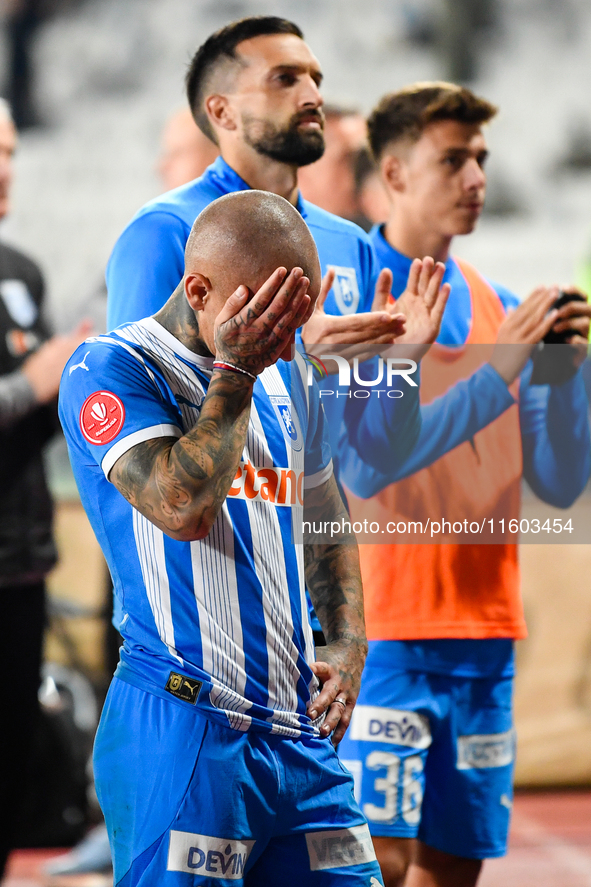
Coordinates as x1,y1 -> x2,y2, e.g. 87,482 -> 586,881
110,369 -> 253,540
303,476 -> 367,651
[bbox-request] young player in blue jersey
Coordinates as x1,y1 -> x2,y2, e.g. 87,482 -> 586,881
59,190 -> 386,886
336,84 -> 591,887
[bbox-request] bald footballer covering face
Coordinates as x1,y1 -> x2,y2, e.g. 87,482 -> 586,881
59,191 -> 384,887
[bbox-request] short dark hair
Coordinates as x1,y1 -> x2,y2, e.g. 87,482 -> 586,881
186,16 -> 304,143
323,103 -> 362,121
368,82 -> 498,161
353,146 -> 378,194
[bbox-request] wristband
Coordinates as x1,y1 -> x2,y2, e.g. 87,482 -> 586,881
212,361 -> 257,383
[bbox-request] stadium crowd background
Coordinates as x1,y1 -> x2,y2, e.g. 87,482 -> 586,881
4,0 -> 591,328
2,0 -> 591,856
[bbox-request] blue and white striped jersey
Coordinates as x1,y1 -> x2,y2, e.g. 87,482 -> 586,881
59,317 -> 333,738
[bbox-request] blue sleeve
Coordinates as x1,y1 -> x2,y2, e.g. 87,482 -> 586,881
488,279 -> 520,312
338,356 -> 421,482
58,341 -> 182,477
106,211 -> 190,329
341,362 -> 515,499
519,362 -> 591,506
301,373 -> 333,486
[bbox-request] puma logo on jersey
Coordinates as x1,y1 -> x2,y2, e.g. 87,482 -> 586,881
69,351 -> 90,374
165,671 -> 202,705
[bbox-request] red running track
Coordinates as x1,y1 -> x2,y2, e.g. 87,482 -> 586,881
3,791 -> 591,887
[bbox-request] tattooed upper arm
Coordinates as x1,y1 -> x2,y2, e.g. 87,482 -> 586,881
109,437 -> 196,537
107,369 -> 253,541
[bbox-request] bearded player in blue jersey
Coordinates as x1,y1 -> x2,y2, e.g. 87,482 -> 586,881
105,17 -> 453,484
60,190 -> 386,886
106,16 -> 398,340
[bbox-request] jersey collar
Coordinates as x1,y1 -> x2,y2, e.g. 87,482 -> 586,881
138,317 -> 215,371
370,223 -> 457,289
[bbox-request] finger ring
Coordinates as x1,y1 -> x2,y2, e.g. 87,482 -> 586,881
334,698 -> 347,709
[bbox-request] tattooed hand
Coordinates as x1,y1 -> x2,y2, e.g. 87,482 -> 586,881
214,267 -> 312,375
308,638 -> 367,745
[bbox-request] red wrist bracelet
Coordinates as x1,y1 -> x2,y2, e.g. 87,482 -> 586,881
212,361 -> 257,383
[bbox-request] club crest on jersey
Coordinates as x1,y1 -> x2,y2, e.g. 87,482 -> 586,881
165,671 -> 202,705
328,265 -> 360,315
80,391 -> 125,445
0,279 -> 38,327
268,395 -> 303,452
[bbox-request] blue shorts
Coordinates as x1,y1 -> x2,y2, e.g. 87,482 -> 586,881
338,664 -> 514,859
94,678 -> 383,886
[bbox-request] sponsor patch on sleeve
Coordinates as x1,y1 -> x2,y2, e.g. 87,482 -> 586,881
80,391 -> 125,445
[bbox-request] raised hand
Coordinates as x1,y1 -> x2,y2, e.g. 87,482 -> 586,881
490,285 -> 560,384
392,257 -> 450,346
214,267 -> 312,375
302,267 -> 405,346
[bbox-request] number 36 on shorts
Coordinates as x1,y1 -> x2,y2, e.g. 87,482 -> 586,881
339,706 -> 430,826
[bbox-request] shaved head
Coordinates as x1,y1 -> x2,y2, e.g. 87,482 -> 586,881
155,190 -> 319,360
184,189 -> 320,296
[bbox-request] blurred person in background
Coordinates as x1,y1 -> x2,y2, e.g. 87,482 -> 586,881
0,96 -> 88,878
353,145 -> 389,229
3,0 -> 43,129
297,103 -> 371,227
68,105 -> 220,342
337,82 -> 591,887
157,105 -> 218,192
